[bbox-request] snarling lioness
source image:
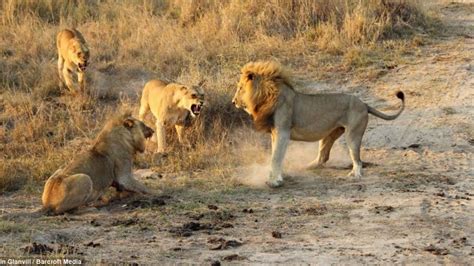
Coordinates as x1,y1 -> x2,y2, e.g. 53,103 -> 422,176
57,28 -> 90,93
42,113 -> 155,214
139,79 -> 205,154
232,61 -> 405,187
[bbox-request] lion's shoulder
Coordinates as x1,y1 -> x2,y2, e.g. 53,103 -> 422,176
57,28 -> 86,43
166,82 -> 187,92
145,79 -> 168,89
57,28 -> 74,37
57,28 -> 89,60
71,28 -> 87,44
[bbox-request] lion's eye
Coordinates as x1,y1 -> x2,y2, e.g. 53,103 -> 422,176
191,94 -> 197,99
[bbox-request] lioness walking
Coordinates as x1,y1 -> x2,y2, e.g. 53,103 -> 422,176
57,28 -> 89,93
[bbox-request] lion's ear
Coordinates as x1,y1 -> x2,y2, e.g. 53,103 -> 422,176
248,73 -> 262,90
123,118 -> 134,129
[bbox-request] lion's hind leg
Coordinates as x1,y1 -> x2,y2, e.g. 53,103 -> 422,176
345,121 -> 368,179
307,127 -> 345,170
49,174 -> 93,214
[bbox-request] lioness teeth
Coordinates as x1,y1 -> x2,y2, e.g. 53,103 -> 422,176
191,104 -> 202,114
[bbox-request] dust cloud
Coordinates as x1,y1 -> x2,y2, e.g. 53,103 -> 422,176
234,137 -> 351,187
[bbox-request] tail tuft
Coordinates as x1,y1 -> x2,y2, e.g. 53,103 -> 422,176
396,91 -> 405,101
367,90 -> 405,120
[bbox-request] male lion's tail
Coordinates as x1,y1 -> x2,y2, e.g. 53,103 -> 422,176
367,91 -> 405,120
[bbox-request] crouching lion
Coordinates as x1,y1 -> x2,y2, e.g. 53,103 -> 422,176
57,28 -> 90,94
232,61 -> 405,188
138,79 -> 205,154
42,113 -> 155,214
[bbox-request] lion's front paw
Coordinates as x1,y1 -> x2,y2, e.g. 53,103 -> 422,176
266,179 -> 283,188
306,162 -> 324,170
347,170 -> 362,179
266,174 -> 284,188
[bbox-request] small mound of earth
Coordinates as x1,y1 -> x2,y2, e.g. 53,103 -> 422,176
372,206 -> 395,215
424,244 -> 449,256
22,242 -> 79,255
111,217 -> 140,227
125,195 -> 171,209
169,221 -> 215,237
223,254 -> 247,261
207,237 -> 243,250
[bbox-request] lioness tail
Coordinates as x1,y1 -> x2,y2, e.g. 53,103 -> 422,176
367,91 -> 405,120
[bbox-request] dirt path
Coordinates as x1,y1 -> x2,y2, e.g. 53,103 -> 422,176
1,2 -> 473,264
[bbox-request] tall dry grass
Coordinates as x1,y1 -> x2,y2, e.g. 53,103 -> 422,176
0,0 -> 434,192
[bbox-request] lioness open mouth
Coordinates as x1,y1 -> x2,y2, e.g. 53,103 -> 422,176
144,128 -> 154,139
191,104 -> 202,116
78,63 -> 87,72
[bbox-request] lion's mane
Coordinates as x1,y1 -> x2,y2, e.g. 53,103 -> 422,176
240,61 -> 294,132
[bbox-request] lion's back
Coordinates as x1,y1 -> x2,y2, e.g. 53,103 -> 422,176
57,29 -> 74,51
62,151 -> 114,190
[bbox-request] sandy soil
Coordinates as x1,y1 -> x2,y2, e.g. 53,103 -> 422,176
1,2 -> 473,264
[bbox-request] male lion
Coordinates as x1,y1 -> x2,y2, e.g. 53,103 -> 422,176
138,79 -> 205,154
42,113 -> 155,214
232,61 -> 405,187
57,28 -> 90,93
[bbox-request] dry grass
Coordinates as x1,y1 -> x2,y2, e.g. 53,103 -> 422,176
0,0 -> 435,193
